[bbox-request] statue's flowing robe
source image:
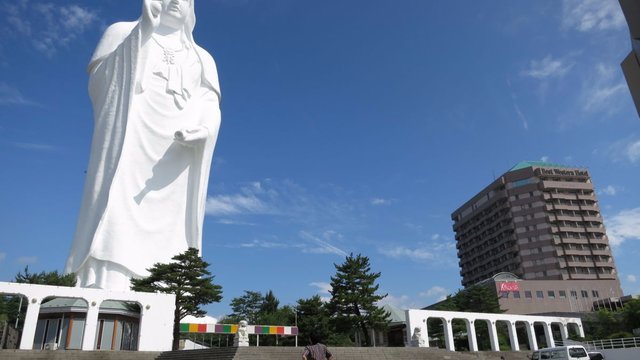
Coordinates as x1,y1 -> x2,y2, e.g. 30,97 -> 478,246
65,20 -> 221,290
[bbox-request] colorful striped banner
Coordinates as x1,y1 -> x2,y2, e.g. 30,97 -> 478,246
180,323 -> 298,336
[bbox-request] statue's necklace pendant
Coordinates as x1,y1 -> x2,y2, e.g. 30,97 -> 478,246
162,49 -> 176,65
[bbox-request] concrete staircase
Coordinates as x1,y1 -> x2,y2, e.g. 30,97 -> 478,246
1,348 -> 532,360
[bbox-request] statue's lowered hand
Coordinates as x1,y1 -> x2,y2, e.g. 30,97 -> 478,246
174,127 -> 208,146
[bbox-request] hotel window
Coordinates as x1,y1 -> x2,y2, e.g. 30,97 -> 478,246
536,291 -> 544,299
581,290 -> 589,298
570,291 -> 578,298
547,291 -> 555,299
525,291 -> 532,298
592,290 -> 600,298
559,290 -> 567,298
513,291 -> 521,299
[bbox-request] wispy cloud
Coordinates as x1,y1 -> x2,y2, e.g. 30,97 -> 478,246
522,55 -> 575,79
0,252 -> 6,262
239,239 -> 291,249
561,0 -> 626,32
379,235 -> 456,265
419,286 -> 449,302
506,79 -> 529,130
598,185 -> 618,196
606,208 -> 640,246
540,156 -> 550,162
0,83 -> 38,106
3,2 -> 98,57
309,282 -> 332,302
299,231 -> 347,256
310,282 -> 332,294
606,136 -> 640,164
627,274 -> 637,283
207,179 -> 358,230
10,142 -> 58,152
579,64 -> 628,115
206,182 -> 273,216
379,246 -> 436,261
377,294 -> 414,310
17,256 -> 37,265
370,198 -> 392,206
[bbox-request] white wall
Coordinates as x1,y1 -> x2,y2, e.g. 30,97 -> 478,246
600,348 -> 640,360
0,281 -> 175,351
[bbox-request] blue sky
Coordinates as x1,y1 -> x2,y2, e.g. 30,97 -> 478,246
1,0 -> 640,319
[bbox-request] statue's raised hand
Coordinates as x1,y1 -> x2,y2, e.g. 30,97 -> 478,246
142,0 -> 162,33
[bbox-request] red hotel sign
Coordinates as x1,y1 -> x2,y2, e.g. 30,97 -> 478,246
499,282 -> 519,292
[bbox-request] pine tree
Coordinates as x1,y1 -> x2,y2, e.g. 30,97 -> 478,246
260,290 -> 280,314
327,253 -> 389,346
297,295 -> 331,344
15,266 -> 76,287
130,248 -> 222,350
229,290 -> 264,324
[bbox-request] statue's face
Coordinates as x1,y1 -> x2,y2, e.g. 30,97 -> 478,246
159,0 -> 191,29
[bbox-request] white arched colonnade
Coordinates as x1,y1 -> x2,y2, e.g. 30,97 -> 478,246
406,309 -> 584,352
0,281 -> 175,351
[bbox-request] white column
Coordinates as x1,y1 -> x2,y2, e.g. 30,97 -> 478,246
466,320 -> 478,352
488,321 -> 500,351
444,319 -> 455,351
543,322 -> 555,348
527,322 -> 538,351
19,297 -> 41,350
422,321 -> 430,348
81,298 -> 101,350
577,323 -> 585,338
507,321 -> 520,351
560,324 -> 569,344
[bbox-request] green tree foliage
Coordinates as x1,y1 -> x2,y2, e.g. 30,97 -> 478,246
622,299 -> 640,333
14,266 -> 76,287
229,290 -> 264,324
432,285 -> 501,313
1,267 -> 77,328
327,253 -> 390,346
130,248 -> 222,350
261,290 -> 280,314
296,295 -> 331,344
427,285 -> 501,349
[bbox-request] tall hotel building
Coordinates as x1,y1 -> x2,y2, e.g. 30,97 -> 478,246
451,161 -> 623,314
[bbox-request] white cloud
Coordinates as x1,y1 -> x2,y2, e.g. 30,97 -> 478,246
377,294 -> 415,310
3,2 -> 98,57
540,156 -> 550,162
0,83 -> 38,106
309,282 -> 332,302
607,136 -> 640,164
206,193 -> 271,216
562,0 -> 626,32
299,231 -> 347,257
419,286 -> 449,301
598,185 -> 618,196
606,208 -> 640,246
310,282 -> 332,294
522,55 -> 574,79
0,252 -> 5,262
239,239 -> 289,249
581,64 -> 627,114
370,198 -> 392,206
627,274 -> 637,283
11,142 -> 57,151
379,246 -> 435,261
17,256 -> 37,265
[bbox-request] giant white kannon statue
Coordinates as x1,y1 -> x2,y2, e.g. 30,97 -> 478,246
65,0 -> 221,291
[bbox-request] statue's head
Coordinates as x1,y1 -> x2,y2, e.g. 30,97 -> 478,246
155,0 -> 194,30
239,320 -> 248,327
